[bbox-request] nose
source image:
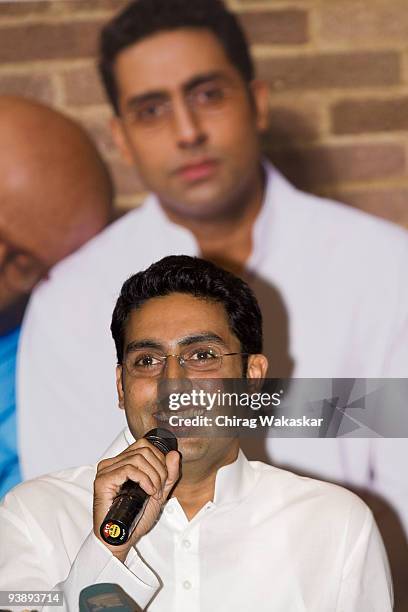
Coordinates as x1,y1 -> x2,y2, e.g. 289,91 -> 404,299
163,354 -> 186,380
159,356 -> 192,406
172,98 -> 207,149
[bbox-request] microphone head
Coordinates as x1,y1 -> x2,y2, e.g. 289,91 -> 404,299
145,427 -> 178,454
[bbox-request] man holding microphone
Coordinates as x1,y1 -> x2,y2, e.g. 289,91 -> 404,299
0,256 -> 392,611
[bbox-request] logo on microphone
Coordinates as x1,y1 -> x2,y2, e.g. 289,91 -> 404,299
103,521 -> 121,539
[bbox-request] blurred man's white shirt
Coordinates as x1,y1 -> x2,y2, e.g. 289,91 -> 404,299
17,163 -> 408,530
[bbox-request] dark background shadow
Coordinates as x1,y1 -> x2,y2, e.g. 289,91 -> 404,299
261,108 -> 334,195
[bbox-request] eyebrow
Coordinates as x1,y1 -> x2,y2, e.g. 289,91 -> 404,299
178,333 -> 226,347
125,332 -> 227,355
183,71 -> 229,93
125,339 -> 163,354
124,71 -> 230,111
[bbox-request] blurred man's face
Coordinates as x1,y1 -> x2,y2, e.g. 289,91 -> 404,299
111,28 -> 269,220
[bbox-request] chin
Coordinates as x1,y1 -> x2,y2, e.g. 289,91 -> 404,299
177,437 -> 210,461
128,420 -> 157,440
164,187 -> 234,219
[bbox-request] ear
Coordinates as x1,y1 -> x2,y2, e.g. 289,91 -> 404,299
249,79 -> 270,132
116,364 -> 125,410
110,116 -> 135,166
246,353 -> 268,379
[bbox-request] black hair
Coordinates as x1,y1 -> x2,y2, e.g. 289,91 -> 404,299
111,255 -> 263,367
99,0 -> 254,115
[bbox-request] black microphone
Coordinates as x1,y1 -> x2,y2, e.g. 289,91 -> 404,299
100,428 -> 178,546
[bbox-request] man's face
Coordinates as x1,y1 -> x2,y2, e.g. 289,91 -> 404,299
116,292 -> 266,465
111,28 -> 269,220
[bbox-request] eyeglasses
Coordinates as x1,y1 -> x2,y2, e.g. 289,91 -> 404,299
123,346 -> 247,378
123,82 -> 233,129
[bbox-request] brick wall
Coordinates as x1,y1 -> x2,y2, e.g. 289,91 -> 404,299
1,0 -> 408,228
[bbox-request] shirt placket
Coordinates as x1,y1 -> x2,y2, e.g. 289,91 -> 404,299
165,501 -> 214,612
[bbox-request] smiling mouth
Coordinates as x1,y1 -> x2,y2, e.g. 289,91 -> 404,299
154,406 -> 207,423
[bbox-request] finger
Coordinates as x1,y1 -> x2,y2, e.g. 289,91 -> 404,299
123,445 -> 168,477
95,464 -> 158,499
97,454 -> 167,494
98,447 -> 167,477
120,439 -> 167,463
97,457 -> 116,472
97,440 -> 166,472
97,447 -> 168,481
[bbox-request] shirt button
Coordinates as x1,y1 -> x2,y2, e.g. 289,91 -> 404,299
182,539 -> 191,549
166,506 -> 174,514
183,580 -> 192,590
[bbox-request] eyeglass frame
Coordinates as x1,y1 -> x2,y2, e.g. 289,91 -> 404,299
121,347 -> 249,378
121,80 -> 237,129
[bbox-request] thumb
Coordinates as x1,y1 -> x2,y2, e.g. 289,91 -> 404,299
162,450 -> 181,499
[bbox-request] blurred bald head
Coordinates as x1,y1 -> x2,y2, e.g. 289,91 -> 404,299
0,96 -> 113,313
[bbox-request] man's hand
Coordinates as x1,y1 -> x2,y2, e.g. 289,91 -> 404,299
93,438 -> 180,562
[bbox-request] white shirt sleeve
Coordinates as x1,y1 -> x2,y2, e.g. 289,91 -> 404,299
0,492 -> 160,612
50,534 -> 159,612
337,509 -> 393,612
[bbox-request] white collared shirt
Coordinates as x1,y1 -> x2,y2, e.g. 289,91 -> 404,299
0,429 -> 392,611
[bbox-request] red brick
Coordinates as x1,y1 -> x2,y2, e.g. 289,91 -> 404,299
319,0 -> 408,46
266,103 -> 321,145
239,10 -> 308,45
0,20 -> 104,62
0,0 -> 126,18
332,98 -> 408,135
267,143 -> 406,188
60,0 -> 128,13
76,116 -> 115,158
0,1 -> 51,17
0,73 -> 54,104
326,188 -> 408,227
62,66 -> 106,106
257,51 -> 400,91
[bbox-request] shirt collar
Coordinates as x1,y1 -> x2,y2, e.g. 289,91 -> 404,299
118,428 -> 258,507
246,159 -> 293,272
213,448 -> 258,505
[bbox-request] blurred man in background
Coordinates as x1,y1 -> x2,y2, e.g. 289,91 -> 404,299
17,0 -> 408,542
0,95 -> 113,497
